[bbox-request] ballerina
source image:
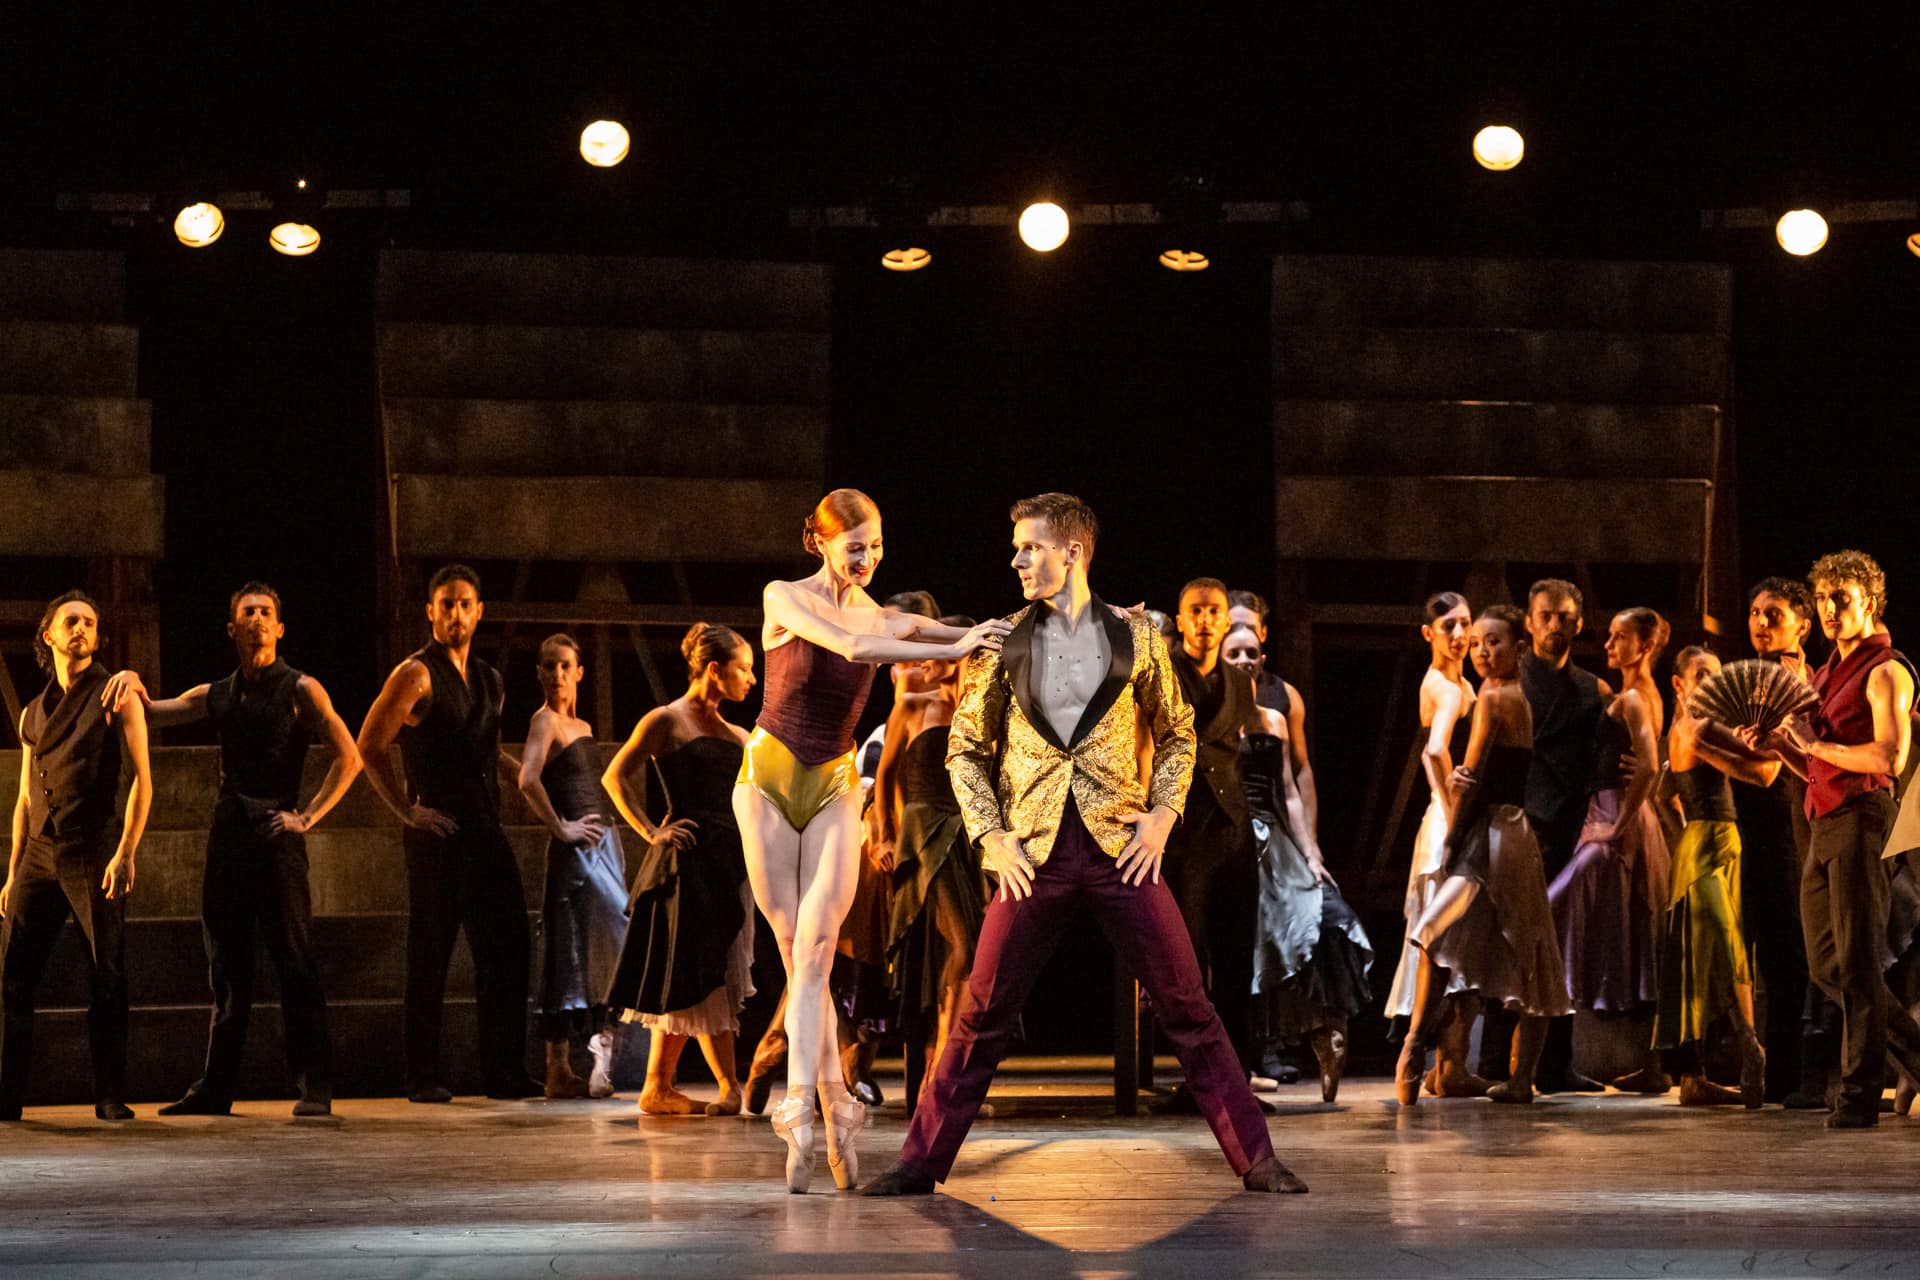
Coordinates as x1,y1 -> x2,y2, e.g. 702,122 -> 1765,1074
1654,646 -> 1771,1107
516,634 -> 628,1100
1547,606 -> 1673,1093
736,488 -> 1008,1192
1383,592 -> 1490,1097
1396,605 -> 1573,1105
602,624 -> 758,1116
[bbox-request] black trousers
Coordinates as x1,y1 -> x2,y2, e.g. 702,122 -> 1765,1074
1802,792 -> 1920,1115
0,839 -> 127,1107
1741,824 -> 1820,1099
1164,811 -> 1258,1072
196,813 -> 331,1099
403,823 -> 530,1093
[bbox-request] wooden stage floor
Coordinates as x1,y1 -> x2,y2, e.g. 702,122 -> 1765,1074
3,1061 -> 1918,1279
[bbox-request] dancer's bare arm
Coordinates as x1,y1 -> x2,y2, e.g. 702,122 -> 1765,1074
356,659 -> 456,836
267,676 -> 363,835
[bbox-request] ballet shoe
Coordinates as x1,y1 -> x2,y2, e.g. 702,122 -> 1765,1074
821,1085 -> 867,1191
1738,1033 -> 1767,1111
1242,1155 -> 1309,1194
1393,1034 -> 1427,1107
545,1057 -> 591,1101
705,1085 -> 743,1117
1422,1065 -> 1441,1097
1310,1026 -> 1347,1104
291,1095 -> 332,1118
859,1161 -> 935,1196
1677,1075 -> 1743,1106
1486,1079 -> 1534,1105
1781,1087 -> 1831,1111
743,1068 -> 775,1117
587,1031 -> 617,1099
408,1084 -> 453,1105
1893,1076 -> 1916,1118
637,1085 -> 705,1116
1826,1105 -> 1878,1130
94,1100 -> 135,1121
770,1093 -> 817,1193
1610,1067 -> 1672,1096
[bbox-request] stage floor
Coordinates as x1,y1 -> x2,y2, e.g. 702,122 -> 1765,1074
3,1062 -> 1918,1279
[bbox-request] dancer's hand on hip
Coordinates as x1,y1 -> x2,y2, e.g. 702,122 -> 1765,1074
1115,806 -> 1176,886
981,830 -> 1035,900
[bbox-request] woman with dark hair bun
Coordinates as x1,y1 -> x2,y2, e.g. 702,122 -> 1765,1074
737,489 -> 1010,1192
1385,591 -> 1491,1097
875,613 -> 991,1109
602,623 -> 758,1115
1546,606 -> 1673,1094
517,634 -> 629,1099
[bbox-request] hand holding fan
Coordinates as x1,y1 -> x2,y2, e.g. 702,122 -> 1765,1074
1686,658 -> 1819,737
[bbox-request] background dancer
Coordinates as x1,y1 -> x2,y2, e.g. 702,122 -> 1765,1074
1747,551 -> 1920,1127
1,592 -> 153,1122
1383,592 -> 1487,1097
517,634 -> 626,1101
1397,605 -> 1572,1106
736,488 -> 1007,1192
111,582 -> 359,1118
1655,646 -> 1769,1107
604,623 -> 757,1116
1548,607 -> 1671,1094
864,492 -> 1306,1197
357,564 -> 533,1103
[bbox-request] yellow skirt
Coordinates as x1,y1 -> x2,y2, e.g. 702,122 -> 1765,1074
736,727 -> 860,833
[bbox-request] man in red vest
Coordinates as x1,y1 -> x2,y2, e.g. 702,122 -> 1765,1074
1750,551 -> 1920,1127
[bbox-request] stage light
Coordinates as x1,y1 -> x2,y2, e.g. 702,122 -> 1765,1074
1019,202 -> 1069,252
1472,125 -> 1525,171
881,247 -> 931,272
1907,231 -> 1920,258
1159,249 -> 1210,272
269,222 -> 321,256
173,202 -> 224,248
580,120 -> 631,168
1775,209 -> 1828,256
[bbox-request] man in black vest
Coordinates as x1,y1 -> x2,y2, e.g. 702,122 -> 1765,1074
357,564 -> 533,1102
1,590 -> 154,1120
1479,578 -> 1611,1091
108,582 -> 361,1117
1156,577 -> 1265,1106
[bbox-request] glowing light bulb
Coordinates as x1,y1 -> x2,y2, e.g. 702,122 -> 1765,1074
1472,125 -> 1525,171
173,202 -> 224,248
1158,249 -> 1210,272
1018,202 -> 1070,252
579,120 -> 631,168
1775,209 -> 1829,256
269,222 -> 321,257
880,247 -> 931,272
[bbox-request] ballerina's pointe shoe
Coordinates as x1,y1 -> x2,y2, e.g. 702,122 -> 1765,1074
1678,1075 -> 1744,1107
1739,1034 -> 1767,1110
1896,1076 -> 1916,1118
821,1085 -> 868,1191
1486,1079 -> 1535,1105
770,1093 -> 816,1194
587,1031 -> 616,1099
1311,1027 -> 1347,1104
1393,1034 -> 1427,1107
705,1084 -> 743,1117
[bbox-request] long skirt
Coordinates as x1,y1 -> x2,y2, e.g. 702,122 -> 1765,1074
1652,819 -> 1749,1050
1385,792 -> 1465,1019
1250,812 -> 1373,1042
536,828 -> 629,1040
1548,787 -> 1670,1013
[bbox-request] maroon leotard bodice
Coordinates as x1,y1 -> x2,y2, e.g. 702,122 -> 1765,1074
755,635 -> 876,765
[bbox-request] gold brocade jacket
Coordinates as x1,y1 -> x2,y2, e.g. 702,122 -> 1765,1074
945,598 -> 1196,865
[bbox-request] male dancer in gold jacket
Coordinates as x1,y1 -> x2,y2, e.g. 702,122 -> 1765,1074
864,492 -> 1305,1195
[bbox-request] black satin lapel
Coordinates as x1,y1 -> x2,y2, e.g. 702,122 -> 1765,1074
1068,599 -> 1134,748
1003,607 -> 1065,752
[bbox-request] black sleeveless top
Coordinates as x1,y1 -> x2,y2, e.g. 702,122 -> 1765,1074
1586,702 -> 1630,797
21,661 -> 122,849
398,641 -> 505,826
1238,732 -> 1289,826
1674,764 -> 1737,824
539,736 -> 611,825
1521,652 -> 1605,827
900,726 -> 958,811
1172,648 -> 1257,828
207,660 -> 312,817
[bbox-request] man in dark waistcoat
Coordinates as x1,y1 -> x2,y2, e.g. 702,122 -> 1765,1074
1485,578 -> 1610,1091
108,582 -> 361,1117
1749,551 -> 1920,1127
1,590 -> 154,1121
358,564 -> 533,1102
1728,577 -> 1837,1105
1158,578 -> 1265,1101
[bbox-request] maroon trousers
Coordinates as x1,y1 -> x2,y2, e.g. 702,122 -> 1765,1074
900,797 -> 1275,1181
